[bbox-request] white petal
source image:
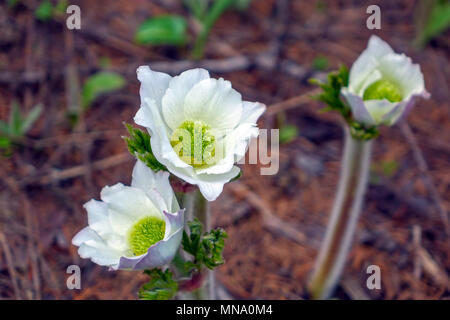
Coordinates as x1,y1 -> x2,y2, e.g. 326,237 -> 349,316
184,78 -> 243,131
341,88 -> 375,126
240,101 -> 266,125
198,182 -> 225,202
83,199 -> 112,236
197,166 -> 241,201
163,209 -> 184,239
100,184 -> 162,235
377,53 -> 427,98
131,160 -> 178,212
137,66 -> 171,108
381,92 -> 428,126
73,227 -> 123,268
161,68 -> 210,130
136,98 -> 192,170
78,243 -> 121,268
349,35 -> 393,93
72,227 -> 101,246
364,99 -> 397,125
107,208 -> 136,236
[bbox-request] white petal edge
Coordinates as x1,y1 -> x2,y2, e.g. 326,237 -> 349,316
162,68 -> 210,130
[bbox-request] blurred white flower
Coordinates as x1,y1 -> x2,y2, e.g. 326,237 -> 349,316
341,35 -> 429,126
72,160 -> 183,270
134,66 -> 265,201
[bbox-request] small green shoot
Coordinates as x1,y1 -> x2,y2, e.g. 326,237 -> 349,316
415,0 -> 450,48
312,55 -> 329,71
81,72 -> 125,109
0,102 -> 42,154
135,15 -> 188,46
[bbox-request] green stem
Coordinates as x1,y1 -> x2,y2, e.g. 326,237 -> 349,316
191,0 -> 234,60
309,128 -> 373,299
192,189 -> 215,300
177,188 -> 214,300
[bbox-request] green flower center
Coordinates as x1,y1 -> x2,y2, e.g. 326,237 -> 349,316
363,79 -> 403,102
170,120 -> 216,168
128,216 -> 165,256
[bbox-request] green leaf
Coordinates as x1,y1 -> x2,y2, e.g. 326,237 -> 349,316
233,0 -> 253,10
311,66 -> 379,140
279,124 -> 298,144
0,136 -> 12,149
81,72 -> 125,109
54,0 -> 68,15
135,15 -> 187,46
200,227 -> 227,269
35,0 -> 53,21
9,101 -> 22,137
0,120 -> 10,136
184,0 -> 209,20
182,218 -> 228,270
7,0 -> 20,8
123,123 -> 167,172
21,104 -> 42,135
416,0 -> 450,46
230,170 -> 242,181
182,218 -> 203,257
139,269 -> 178,300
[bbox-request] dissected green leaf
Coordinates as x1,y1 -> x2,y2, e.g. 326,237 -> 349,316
139,269 -> 178,300
182,218 -> 228,270
135,15 -> 188,46
200,227 -> 227,269
81,72 -> 125,109
35,0 -> 53,21
310,65 -> 379,140
123,123 -> 167,172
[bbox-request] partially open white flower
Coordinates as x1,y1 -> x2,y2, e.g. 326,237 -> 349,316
134,66 -> 265,201
341,35 -> 429,126
72,160 -> 184,270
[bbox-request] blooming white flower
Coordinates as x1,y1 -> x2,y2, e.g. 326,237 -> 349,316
341,35 -> 429,126
134,66 -> 265,201
72,160 -> 184,270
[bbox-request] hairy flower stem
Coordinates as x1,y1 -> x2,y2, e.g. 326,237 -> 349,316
192,189 -> 215,300
309,128 -> 373,299
177,189 -> 214,300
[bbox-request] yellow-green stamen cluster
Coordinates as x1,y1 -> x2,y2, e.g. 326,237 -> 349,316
170,120 -> 216,168
363,79 -> 403,102
128,216 -> 165,256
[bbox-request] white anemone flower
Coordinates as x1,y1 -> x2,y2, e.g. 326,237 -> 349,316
134,66 -> 265,201
72,160 -> 184,270
341,35 -> 429,126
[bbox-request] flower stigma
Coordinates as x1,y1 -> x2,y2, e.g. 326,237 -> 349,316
128,216 -> 166,256
363,79 -> 403,102
170,120 -> 216,168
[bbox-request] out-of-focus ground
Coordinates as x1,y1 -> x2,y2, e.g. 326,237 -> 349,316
0,0 -> 449,299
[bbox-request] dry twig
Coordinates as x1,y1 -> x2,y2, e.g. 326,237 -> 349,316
228,183 -> 306,245
401,123 -> 450,236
